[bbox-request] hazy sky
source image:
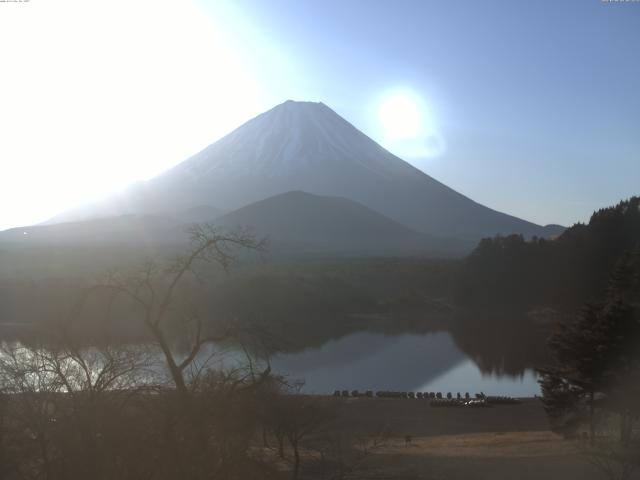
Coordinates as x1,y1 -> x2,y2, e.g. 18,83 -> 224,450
1,0 -> 638,230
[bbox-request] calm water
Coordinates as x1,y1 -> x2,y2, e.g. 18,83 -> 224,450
270,331 -> 540,397
0,328 -> 541,397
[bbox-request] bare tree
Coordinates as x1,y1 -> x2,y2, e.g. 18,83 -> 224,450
0,225 -> 280,479
66,224 -> 272,478
261,381 -> 339,480
0,341 -> 153,480
80,224 -> 268,400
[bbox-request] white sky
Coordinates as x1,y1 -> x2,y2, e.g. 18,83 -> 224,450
0,0 -> 277,230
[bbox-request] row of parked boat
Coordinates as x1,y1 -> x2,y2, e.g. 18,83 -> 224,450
332,390 -> 521,406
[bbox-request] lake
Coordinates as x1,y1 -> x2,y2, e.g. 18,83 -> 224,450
0,324 -> 542,397
269,331 -> 540,397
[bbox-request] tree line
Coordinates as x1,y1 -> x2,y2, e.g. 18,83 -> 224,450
455,197 -> 640,476
454,197 -> 640,310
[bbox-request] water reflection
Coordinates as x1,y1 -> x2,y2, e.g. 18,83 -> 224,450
0,309 -> 548,397
418,360 -> 539,397
449,309 -> 552,377
270,331 -> 540,396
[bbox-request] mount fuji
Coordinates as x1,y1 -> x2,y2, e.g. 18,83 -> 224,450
49,100 -> 562,240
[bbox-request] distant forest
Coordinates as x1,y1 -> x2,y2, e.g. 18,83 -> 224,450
454,197 -> 640,310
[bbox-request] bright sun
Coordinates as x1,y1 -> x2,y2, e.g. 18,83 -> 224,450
376,89 -> 445,159
378,93 -> 422,140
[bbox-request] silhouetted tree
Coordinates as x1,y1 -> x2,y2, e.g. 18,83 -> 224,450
455,196 -> 640,310
83,224 -> 267,400
0,341 -> 151,480
74,224 -> 271,479
538,248 -> 640,444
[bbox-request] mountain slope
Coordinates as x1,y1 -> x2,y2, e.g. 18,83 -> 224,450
2,192 -> 469,256
213,191 -> 469,256
51,100 -> 560,240
0,215 -> 186,245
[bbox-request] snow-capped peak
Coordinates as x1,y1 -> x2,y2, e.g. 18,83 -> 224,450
171,100 -> 414,180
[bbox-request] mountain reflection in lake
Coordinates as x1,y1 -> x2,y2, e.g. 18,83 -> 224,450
0,323 -> 543,397
269,331 -> 540,396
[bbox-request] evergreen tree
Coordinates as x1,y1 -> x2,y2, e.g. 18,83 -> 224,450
456,196 -> 640,309
539,303 -> 610,441
538,248 -> 640,443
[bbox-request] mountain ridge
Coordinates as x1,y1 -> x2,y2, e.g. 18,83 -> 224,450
2,191 -> 471,257
213,190 -> 470,256
47,100 -> 562,240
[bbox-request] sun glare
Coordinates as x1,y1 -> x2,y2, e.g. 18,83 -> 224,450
0,0 -> 264,230
379,93 -> 422,140
377,90 -> 445,159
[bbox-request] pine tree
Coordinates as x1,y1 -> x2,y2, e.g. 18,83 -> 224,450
538,248 -> 640,443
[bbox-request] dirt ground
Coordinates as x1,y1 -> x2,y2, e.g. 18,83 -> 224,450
361,431 -> 599,480
336,397 -> 552,437
285,398 -> 640,480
